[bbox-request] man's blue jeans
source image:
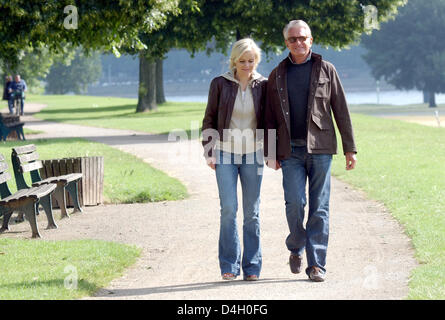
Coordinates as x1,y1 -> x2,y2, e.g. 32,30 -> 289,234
280,146 -> 332,276
215,150 -> 263,278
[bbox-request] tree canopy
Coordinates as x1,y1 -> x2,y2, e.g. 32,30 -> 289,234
0,0 -> 179,69
45,48 -> 101,95
361,0 -> 445,106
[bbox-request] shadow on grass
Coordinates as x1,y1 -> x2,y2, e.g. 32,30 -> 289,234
36,103 -> 205,123
38,104 -> 136,115
0,278 -> 98,299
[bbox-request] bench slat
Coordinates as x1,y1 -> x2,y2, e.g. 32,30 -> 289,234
17,152 -> 40,164
0,162 -> 8,174
0,184 -> 56,205
5,122 -> 24,128
13,144 -> 36,155
58,173 -> 83,183
0,188 -> 30,204
21,160 -> 43,173
0,171 -> 11,184
31,173 -> 82,186
27,183 -> 57,199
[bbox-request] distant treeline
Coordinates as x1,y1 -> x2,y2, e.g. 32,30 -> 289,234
98,44 -> 393,93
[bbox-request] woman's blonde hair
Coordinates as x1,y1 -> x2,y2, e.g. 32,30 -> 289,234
229,38 -> 261,71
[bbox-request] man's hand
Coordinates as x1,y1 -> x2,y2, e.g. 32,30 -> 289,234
266,159 -> 281,170
345,152 -> 357,170
207,157 -> 216,170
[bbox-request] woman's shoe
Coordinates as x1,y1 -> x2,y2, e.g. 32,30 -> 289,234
222,273 -> 237,280
244,275 -> 259,281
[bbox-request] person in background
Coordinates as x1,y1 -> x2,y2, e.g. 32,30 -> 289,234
265,20 -> 357,282
2,75 -> 13,114
202,38 -> 267,281
9,74 -> 27,115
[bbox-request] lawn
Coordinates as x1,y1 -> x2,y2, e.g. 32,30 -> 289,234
348,102 -> 445,116
29,94 -> 205,136
0,138 -> 188,203
331,113 -> 445,299
0,238 -> 141,299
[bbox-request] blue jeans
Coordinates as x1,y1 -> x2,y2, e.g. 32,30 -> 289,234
215,149 -> 263,277
280,146 -> 332,276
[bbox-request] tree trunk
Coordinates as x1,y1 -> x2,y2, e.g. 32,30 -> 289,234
236,29 -> 241,41
136,51 -> 157,113
428,91 -> 437,107
156,58 -> 166,104
423,90 -> 429,104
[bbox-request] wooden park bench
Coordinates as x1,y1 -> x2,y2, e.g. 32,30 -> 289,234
0,153 -> 57,238
0,113 -> 25,141
11,144 -> 83,221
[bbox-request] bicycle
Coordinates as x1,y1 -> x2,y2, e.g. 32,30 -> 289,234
10,89 -> 24,115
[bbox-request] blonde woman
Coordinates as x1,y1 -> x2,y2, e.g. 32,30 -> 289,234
202,38 -> 267,281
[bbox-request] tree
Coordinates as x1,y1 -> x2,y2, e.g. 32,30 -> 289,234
1,46 -> 71,93
45,48 -> 101,94
0,1 -> 179,69
133,0 -> 406,112
361,0 -> 445,107
135,0 -> 213,112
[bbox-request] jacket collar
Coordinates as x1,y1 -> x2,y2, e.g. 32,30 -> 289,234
221,70 -> 263,86
279,51 -> 322,70
287,50 -> 313,64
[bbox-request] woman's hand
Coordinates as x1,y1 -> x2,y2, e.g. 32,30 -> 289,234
266,160 -> 281,170
207,157 -> 217,170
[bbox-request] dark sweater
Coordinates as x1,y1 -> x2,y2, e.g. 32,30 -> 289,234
286,58 -> 312,145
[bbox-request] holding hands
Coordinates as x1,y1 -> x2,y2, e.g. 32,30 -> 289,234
266,160 -> 281,170
207,157 -> 216,170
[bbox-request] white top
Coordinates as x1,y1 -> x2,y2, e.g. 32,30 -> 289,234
215,71 -> 263,155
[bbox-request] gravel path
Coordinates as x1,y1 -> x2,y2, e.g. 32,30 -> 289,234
1,103 -> 418,299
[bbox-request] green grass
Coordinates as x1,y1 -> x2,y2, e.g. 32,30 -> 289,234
331,113 -> 445,299
0,138 -> 188,203
349,102 -> 445,116
29,94 -> 205,136
0,238 -> 141,299
23,128 -> 44,135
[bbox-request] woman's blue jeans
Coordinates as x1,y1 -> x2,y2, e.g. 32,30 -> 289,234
280,146 -> 332,276
215,150 -> 263,277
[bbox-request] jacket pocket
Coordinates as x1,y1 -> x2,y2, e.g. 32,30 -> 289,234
315,78 -> 330,98
311,114 -> 332,131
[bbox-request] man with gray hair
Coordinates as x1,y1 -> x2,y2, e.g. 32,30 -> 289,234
264,20 -> 357,282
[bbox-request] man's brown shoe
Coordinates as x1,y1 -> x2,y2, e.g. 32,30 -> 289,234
308,266 -> 325,282
289,254 -> 303,274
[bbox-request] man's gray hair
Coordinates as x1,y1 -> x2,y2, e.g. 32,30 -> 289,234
283,20 -> 312,39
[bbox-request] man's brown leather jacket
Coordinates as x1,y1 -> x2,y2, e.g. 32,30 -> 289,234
265,52 -> 357,160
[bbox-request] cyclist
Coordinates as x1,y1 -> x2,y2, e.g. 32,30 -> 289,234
9,74 -> 27,116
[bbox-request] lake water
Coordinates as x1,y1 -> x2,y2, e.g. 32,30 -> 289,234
166,90 -> 445,106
